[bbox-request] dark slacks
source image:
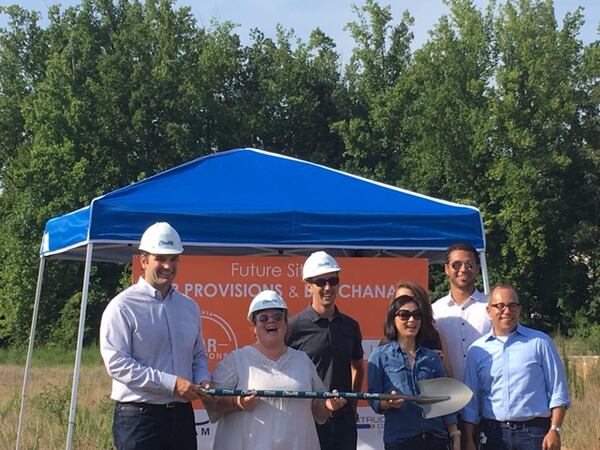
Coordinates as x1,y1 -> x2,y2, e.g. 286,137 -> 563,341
480,418 -> 550,450
316,411 -> 358,450
112,401 -> 196,450
384,432 -> 450,450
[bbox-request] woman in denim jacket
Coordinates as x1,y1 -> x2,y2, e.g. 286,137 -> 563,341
368,295 -> 461,450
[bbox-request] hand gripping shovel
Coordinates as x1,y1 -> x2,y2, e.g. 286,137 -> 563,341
201,377 -> 472,419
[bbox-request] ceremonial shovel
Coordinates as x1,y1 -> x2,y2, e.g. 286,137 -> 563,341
201,377 -> 472,419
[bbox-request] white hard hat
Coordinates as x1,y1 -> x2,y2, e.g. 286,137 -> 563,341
302,251 -> 341,280
247,290 -> 288,321
138,222 -> 184,254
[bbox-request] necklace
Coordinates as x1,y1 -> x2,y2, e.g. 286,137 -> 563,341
399,345 -> 417,368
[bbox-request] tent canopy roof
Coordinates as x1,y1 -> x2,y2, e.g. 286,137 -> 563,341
41,148 -> 485,263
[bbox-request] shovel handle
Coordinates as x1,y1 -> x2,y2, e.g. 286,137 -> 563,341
200,387 -> 450,405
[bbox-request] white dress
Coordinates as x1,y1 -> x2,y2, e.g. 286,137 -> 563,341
211,345 -> 324,450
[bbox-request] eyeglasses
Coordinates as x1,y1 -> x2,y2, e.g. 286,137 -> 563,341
396,310 -> 423,321
488,303 -> 521,312
450,260 -> 476,272
256,311 -> 285,323
311,277 -> 340,287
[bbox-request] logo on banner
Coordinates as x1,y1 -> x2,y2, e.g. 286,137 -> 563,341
202,310 -> 238,362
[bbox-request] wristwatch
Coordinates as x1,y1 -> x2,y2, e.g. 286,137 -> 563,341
550,424 -> 562,434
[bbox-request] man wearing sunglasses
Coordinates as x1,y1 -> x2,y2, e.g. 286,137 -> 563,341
432,242 -> 491,382
287,251 -> 365,450
462,285 -> 569,450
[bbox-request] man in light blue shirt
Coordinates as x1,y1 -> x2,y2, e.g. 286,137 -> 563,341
463,285 -> 569,450
100,222 -> 211,450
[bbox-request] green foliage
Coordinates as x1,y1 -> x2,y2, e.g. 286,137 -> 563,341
73,396 -> 113,449
0,0 -> 598,345
335,0 -> 598,330
35,384 -> 70,425
562,345 -> 585,400
0,392 -> 18,421
483,0 -> 592,324
240,25 -> 345,164
571,319 -> 600,355
334,0 -> 414,181
31,381 -> 113,447
0,344 -> 103,366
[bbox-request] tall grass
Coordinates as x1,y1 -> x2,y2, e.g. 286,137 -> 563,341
562,362 -> 600,450
553,324 -> 600,356
1,344 -> 599,449
0,343 -> 103,366
0,362 -> 112,449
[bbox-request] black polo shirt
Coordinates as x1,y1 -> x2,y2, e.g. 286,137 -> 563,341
286,305 -> 363,391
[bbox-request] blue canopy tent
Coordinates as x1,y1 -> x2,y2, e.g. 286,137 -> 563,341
41,147 -> 486,261
18,148 -> 489,449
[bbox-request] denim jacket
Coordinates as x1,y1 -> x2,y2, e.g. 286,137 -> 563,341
367,341 -> 456,444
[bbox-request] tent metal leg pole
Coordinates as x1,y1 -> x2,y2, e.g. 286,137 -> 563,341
65,243 -> 93,450
479,251 -> 490,295
15,257 -> 46,450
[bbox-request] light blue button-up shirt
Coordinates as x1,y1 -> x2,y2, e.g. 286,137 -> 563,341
100,277 -> 210,403
463,323 -> 570,424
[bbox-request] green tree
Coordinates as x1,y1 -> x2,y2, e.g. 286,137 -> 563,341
0,0 -> 248,344
395,0 -> 494,201
239,25 -> 345,165
386,0 -> 495,298
566,34 -> 600,325
0,6 -> 46,174
486,0 -> 592,327
0,0 -> 597,345
333,0 -> 414,181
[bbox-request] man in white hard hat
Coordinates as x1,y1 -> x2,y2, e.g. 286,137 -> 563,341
287,251 -> 365,450
100,222 -> 211,450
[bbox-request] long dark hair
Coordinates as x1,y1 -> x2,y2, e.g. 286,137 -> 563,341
394,281 -> 438,346
384,295 -> 424,343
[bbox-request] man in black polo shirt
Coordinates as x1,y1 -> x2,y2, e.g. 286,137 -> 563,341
287,251 -> 365,450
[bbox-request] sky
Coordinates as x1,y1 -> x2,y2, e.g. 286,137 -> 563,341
1,0 -> 598,62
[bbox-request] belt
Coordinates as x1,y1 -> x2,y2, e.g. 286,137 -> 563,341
386,433 -> 449,449
116,401 -> 190,409
485,417 -> 550,430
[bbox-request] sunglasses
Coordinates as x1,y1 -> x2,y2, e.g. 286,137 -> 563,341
311,277 -> 340,287
396,309 -> 423,321
450,260 -> 476,272
489,303 -> 521,312
255,311 -> 285,323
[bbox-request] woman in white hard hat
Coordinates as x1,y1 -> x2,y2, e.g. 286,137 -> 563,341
207,290 -> 347,450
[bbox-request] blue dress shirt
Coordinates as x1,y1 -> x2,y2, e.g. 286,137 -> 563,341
463,323 -> 570,424
100,277 -> 210,404
368,341 -> 456,444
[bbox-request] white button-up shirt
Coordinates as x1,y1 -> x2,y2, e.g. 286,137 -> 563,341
432,289 -> 490,382
100,277 -> 210,403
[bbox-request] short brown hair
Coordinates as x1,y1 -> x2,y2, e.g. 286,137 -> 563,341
445,242 -> 480,265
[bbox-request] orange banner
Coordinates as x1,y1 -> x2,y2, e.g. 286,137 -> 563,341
133,255 -> 428,449
133,255 -> 428,370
